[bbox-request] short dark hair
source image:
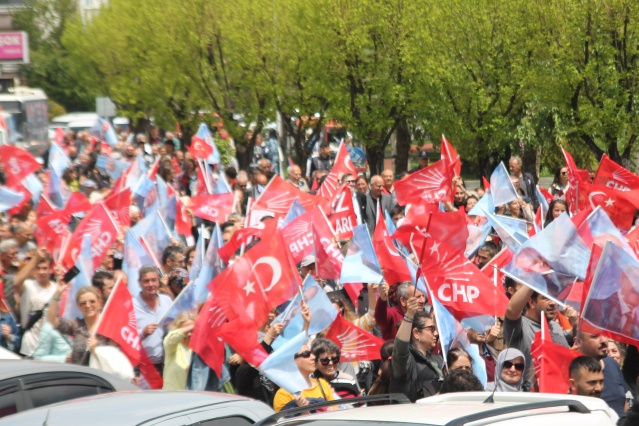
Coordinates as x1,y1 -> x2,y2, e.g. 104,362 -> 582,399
221,221 -> 235,233
478,241 -> 498,258
340,173 -> 354,184
224,167 -> 237,180
311,337 -> 341,358
569,356 -> 602,378
447,348 -> 472,368
162,245 -> 183,265
319,141 -> 330,149
439,370 -> 484,394
92,270 -> 114,291
390,205 -> 405,217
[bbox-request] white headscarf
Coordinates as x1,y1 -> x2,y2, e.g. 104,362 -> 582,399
485,348 -> 526,392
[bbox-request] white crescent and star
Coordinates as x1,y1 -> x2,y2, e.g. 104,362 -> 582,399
243,256 -> 283,296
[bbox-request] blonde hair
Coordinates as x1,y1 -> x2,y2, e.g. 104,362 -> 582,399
76,286 -> 103,305
169,311 -> 197,331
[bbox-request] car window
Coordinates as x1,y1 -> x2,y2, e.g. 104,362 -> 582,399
191,417 -> 253,426
27,384 -> 101,408
0,392 -> 17,418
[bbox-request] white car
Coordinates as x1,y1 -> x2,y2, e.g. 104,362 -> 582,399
261,392 -> 618,426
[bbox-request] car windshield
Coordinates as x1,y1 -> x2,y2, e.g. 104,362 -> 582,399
282,421 -> 436,426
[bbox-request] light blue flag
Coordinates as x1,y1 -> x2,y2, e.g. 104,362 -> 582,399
431,296 -> 487,386
22,173 -> 43,204
490,162 -> 518,207
281,199 -> 306,228
96,155 -> 129,180
195,123 -> 221,166
464,221 -> 492,259
468,191 -> 495,217
0,186 -> 24,212
271,275 -> 338,350
123,229 -> 156,294
47,168 -> 70,209
259,331 -> 309,395
584,207 -> 635,256
404,256 -> 427,296
384,210 -> 410,256
48,142 -> 71,178
131,211 -> 172,264
212,172 -> 232,194
157,280 -> 197,330
91,117 -> 118,147
126,155 -> 147,190
480,209 -> 526,252
63,235 -> 94,320
340,224 -> 383,284
503,213 -> 590,306
192,223 -> 226,303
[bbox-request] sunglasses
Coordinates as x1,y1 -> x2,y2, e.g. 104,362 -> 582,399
416,325 -> 437,333
294,350 -> 312,359
560,171 -> 568,176
503,361 -> 525,371
319,356 -> 340,366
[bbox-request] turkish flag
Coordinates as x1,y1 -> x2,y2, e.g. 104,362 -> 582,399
190,193 -> 235,223
189,294 -> 227,377
394,159 -> 453,206
593,154 -> 639,208
187,135 -> 213,160
480,247 -> 513,289
531,313 -> 580,394
60,203 -> 119,271
394,200 -> 468,255
441,135 -> 461,177
174,196 -> 192,236
372,203 -> 412,285
36,196 -> 57,217
218,318 -> 269,367
0,146 -> 41,181
210,229 -> 301,327
626,226 -> 639,259
326,184 -> 357,240
574,181 -> 635,230
253,175 -> 318,217
421,238 -> 509,320
104,188 -> 131,229
318,142 -> 357,201
95,278 -> 141,364
326,315 -> 385,362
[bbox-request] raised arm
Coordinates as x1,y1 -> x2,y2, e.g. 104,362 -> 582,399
505,285 -> 532,321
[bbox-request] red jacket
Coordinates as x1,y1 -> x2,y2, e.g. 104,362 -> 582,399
374,298 -> 405,341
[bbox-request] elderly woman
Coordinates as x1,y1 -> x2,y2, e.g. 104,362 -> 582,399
47,284 -> 119,365
485,348 -> 526,392
389,296 -> 444,401
310,338 -> 360,400
446,348 -> 472,373
162,311 -> 197,390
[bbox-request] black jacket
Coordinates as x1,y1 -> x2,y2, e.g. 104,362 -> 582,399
389,339 -> 443,402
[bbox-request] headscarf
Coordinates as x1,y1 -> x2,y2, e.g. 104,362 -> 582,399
485,348 -> 526,392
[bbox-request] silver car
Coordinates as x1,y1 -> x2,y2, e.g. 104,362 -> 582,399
0,360 -> 138,418
0,390 -> 275,426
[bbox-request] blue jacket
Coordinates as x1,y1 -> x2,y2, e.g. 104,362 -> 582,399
0,312 -> 20,353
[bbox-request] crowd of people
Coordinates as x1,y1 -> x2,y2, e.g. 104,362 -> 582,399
0,125 -> 637,425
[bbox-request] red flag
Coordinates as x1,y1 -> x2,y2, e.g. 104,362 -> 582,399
421,238 -> 509,320
281,209 -> 315,264
482,176 -> 491,191
0,145 -> 41,181
574,181 -> 635,230
62,192 -> 92,216
394,200 -> 468,255
187,135 -> 213,160
326,184 -> 357,240
626,227 -> 639,259
218,318 -> 269,367
36,196 -> 57,217
480,247 -> 513,289
312,210 -> 344,280
593,154 -> 639,208
217,222 -> 273,264
531,313 -> 580,394
537,186 -> 553,205
343,283 -> 364,310
326,315 -> 385,362
60,203 -> 119,271
104,188 -> 131,229
189,193 -> 235,223
34,210 -> 72,252
189,295 -> 227,377
5,177 -> 31,215
441,135 -> 461,177
147,156 -> 161,180
196,160 -> 212,195
318,142 -> 357,200
562,148 -> 591,214
252,175 -> 318,217
394,159 -> 453,206
175,196 -> 193,236
373,203 -> 412,285
210,229 -> 301,327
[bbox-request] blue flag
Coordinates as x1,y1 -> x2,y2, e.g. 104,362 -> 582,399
482,210 -> 527,251
195,123 -> 221,166
582,207 -> 635,256
259,331 -> 309,394
158,280 -> 197,330
469,190 -> 495,217
504,213 -> 590,305
48,142 -> 71,177
490,162 -> 518,207
340,224 -> 383,284
431,297 -> 487,386
582,241 -> 639,343
91,117 -> 118,147
123,229 -> 156,294
192,223 -> 226,303
0,186 -> 24,212
212,172 -> 232,194
22,173 -> 43,204
281,199 -> 306,228
63,235 -> 94,320
132,211 -> 172,264
464,221 -> 492,259
404,256 -> 427,296
96,155 -> 129,180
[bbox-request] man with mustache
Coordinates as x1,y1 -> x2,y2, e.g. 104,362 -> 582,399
576,331 -> 628,419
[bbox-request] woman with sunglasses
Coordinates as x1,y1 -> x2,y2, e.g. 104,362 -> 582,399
485,348 -> 527,392
273,307 -> 336,412
389,296 -> 444,402
550,166 -> 570,198
311,338 -> 361,400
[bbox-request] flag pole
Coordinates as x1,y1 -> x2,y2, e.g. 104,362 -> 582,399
413,212 -> 433,297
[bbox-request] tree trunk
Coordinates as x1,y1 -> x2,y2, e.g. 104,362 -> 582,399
367,142 -> 385,176
521,144 -> 540,181
394,118 -> 411,175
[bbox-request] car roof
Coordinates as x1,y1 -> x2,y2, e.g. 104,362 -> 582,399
0,360 -> 137,390
278,392 -> 614,425
0,390 -> 274,426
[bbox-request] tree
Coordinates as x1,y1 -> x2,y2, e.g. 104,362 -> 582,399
12,0 -> 93,111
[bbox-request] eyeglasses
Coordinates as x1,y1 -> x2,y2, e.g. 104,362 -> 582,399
560,171 -> 568,176
319,356 -> 340,366
416,325 -> 437,334
294,350 -> 312,359
503,361 -> 525,371
345,180 -> 355,184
